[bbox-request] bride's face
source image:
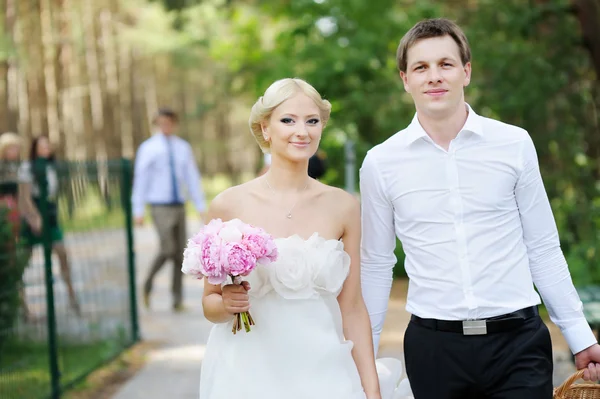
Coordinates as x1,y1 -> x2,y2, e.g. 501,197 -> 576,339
263,93 -> 322,162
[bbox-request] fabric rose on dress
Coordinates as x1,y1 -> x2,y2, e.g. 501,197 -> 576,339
312,238 -> 350,295
269,236 -> 316,299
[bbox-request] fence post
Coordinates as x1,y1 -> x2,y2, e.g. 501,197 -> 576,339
35,159 -> 61,399
120,158 -> 139,342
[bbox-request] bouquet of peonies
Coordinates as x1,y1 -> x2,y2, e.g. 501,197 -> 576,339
182,218 -> 278,334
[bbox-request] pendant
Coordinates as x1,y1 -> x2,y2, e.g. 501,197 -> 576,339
286,213 -> 292,219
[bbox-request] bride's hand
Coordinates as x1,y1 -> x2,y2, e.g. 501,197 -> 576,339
221,281 -> 251,315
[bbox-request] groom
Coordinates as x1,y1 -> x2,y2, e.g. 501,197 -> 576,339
360,18 -> 600,398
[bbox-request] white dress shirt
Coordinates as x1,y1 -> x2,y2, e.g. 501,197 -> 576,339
360,104 -> 596,355
132,132 -> 206,218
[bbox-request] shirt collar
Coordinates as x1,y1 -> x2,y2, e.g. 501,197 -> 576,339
404,103 -> 484,146
156,131 -> 177,141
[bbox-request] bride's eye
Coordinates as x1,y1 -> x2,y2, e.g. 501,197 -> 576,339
307,118 -> 320,125
280,117 -> 294,124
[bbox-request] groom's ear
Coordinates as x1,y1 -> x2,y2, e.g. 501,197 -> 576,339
400,71 -> 410,93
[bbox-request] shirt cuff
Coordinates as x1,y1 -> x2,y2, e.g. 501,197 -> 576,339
562,320 -> 598,354
194,201 -> 206,213
133,204 -> 145,218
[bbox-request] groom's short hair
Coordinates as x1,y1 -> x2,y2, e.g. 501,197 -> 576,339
396,18 -> 471,73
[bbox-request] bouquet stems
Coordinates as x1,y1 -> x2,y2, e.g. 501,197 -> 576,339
231,310 -> 255,334
230,275 -> 256,335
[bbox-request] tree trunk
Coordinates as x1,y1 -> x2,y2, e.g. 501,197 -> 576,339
572,0 -> 600,179
0,0 -> 18,134
573,0 -> 600,79
98,4 -> 122,159
40,0 -> 61,151
82,0 -> 106,160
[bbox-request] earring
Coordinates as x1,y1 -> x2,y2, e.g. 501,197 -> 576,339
264,136 -> 270,142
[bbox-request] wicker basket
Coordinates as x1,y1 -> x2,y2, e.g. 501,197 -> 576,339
554,370 -> 600,399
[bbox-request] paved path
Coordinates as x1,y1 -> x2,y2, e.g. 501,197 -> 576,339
110,221 -> 577,398
112,220 -> 210,399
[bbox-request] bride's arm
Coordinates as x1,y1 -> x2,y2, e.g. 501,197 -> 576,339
203,280 -> 250,324
201,191 -> 251,324
338,194 -> 381,399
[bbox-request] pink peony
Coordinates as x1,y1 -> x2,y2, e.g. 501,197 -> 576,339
223,242 -> 257,276
182,219 -> 277,285
200,235 -> 228,285
202,218 -> 224,236
243,233 -> 278,264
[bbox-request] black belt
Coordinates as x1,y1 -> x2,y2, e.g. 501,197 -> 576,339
410,306 -> 539,335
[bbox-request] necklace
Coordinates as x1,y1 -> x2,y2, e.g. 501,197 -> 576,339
264,177 -> 309,219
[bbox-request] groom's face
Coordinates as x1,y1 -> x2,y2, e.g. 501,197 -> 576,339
400,35 -> 471,118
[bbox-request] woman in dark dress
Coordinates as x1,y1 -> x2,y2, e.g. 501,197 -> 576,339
19,136 -> 81,316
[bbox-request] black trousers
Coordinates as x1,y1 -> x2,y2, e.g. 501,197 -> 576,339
404,313 -> 553,399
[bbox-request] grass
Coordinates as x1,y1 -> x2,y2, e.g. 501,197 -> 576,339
63,340 -> 159,399
59,187 -> 125,233
0,339 -> 129,399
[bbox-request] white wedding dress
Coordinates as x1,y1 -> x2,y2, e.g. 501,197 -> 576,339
199,233 -> 412,399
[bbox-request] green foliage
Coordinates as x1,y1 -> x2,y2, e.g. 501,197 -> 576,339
0,208 -> 27,352
243,0 -> 600,284
129,0 -> 600,284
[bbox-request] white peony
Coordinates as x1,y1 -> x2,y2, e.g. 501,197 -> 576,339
181,244 -> 203,277
218,224 -> 243,242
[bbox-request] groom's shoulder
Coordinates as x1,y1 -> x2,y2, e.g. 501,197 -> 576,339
474,110 -> 531,142
363,128 -> 409,163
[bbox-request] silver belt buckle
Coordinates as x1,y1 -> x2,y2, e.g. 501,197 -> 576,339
462,320 -> 487,335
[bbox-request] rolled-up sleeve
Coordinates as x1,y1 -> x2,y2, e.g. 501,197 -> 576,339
359,151 -> 397,355
131,143 -> 151,218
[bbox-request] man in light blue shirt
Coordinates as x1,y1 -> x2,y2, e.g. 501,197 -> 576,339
132,108 -> 206,312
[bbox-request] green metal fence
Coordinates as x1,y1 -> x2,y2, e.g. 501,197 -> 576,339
0,159 -> 139,399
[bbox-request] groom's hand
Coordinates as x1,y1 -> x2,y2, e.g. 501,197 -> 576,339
575,343 -> 600,381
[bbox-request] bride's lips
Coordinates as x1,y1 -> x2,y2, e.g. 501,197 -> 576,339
290,142 -> 310,148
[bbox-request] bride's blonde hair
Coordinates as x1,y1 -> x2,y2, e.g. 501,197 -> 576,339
249,78 -> 332,154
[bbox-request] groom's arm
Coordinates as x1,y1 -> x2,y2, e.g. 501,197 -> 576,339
515,134 -> 596,354
359,151 -> 397,356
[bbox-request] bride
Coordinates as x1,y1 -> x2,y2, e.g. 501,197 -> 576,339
198,78 -> 409,399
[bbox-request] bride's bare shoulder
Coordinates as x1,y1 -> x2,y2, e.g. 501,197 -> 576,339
315,181 -> 359,214
208,178 -> 262,220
